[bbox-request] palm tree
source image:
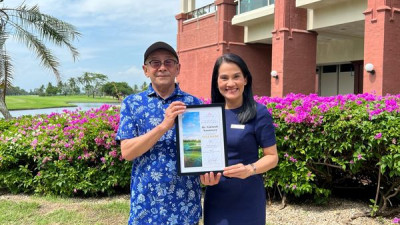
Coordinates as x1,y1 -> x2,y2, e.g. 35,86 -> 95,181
91,73 -> 108,98
67,77 -> 79,95
78,72 -> 94,97
0,2 -> 80,119
140,81 -> 148,91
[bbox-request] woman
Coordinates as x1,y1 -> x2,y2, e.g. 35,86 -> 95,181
201,53 -> 279,225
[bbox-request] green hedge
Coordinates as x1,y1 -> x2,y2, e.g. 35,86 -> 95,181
0,94 -> 399,216
0,105 -> 130,196
257,93 -> 399,216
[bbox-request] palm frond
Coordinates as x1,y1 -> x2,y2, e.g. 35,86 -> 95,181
0,49 -> 13,100
4,4 -> 80,60
0,30 -> 7,82
3,51 -> 13,86
0,29 -> 7,47
9,20 -> 60,81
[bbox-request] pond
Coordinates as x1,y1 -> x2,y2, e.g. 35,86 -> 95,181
6,102 -> 120,118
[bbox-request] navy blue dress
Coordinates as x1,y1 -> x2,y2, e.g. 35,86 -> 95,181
203,103 -> 276,225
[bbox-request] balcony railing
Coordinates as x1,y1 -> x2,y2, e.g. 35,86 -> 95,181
185,3 -> 216,21
237,0 -> 274,14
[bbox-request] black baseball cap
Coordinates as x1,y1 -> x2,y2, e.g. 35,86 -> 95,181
144,41 -> 179,63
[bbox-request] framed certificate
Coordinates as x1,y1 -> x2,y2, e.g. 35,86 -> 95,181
175,103 -> 228,175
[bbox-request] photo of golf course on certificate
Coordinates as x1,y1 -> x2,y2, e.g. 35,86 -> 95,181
175,104 -> 228,175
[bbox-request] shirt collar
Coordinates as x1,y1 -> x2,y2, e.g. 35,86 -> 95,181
146,83 -> 184,100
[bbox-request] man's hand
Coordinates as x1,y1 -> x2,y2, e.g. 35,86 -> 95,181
160,101 -> 186,130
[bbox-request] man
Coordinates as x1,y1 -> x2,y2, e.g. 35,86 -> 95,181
116,41 -> 202,225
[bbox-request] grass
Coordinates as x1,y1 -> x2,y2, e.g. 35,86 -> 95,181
1,194 -> 393,225
5,95 -> 119,110
0,194 -> 130,225
0,194 -> 207,225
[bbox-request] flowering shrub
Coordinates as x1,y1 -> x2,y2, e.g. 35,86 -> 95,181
0,93 -> 399,218
0,105 -> 131,196
256,93 -> 400,216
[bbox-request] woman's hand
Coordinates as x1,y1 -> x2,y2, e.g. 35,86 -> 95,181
223,163 -> 253,179
200,172 -> 222,186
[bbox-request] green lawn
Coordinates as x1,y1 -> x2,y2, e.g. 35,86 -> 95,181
0,194 -> 130,225
5,95 -> 120,110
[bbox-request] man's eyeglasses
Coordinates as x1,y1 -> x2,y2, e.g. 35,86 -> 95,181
146,59 -> 178,69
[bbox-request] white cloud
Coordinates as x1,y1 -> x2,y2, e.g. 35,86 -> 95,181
9,0 -> 179,28
114,65 -> 148,87
73,47 -> 105,61
3,0 -> 184,91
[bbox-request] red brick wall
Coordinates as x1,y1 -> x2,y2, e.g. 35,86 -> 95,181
177,45 -> 221,99
176,11 -> 221,99
176,0 -> 271,99
227,44 -> 272,97
382,7 -> 400,95
179,14 -> 219,50
177,0 -> 400,98
271,0 -> 317,97
364,0 -> 400,95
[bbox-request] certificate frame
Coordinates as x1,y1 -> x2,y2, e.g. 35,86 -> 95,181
175,103 -> 228,175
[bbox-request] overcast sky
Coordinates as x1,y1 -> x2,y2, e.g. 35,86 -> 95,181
5,0 -> 210,91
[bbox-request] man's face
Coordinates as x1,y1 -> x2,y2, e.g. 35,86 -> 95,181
143,50 -> 180,89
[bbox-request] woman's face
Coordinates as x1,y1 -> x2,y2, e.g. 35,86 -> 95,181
217,62 -> 247,108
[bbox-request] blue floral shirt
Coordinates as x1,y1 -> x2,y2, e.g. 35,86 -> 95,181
116,84 -> 202,225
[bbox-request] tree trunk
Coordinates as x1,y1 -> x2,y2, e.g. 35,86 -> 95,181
1,83 -> 4,104
0,97 -> 12,119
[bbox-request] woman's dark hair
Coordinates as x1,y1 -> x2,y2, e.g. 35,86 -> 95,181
211,53 -> 256,124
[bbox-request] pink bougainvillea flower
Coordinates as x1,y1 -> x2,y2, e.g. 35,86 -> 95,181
109,150 -> 117,158
374,133 -> 382,139
30,139 -> 38,149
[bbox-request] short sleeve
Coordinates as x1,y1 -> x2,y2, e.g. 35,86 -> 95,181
255,103 -> 276,148
115,96 -> 138,142
183,95 -> 203,106
193,97 -> 203,105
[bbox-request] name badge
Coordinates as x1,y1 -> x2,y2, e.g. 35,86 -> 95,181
231,124 -> 245,129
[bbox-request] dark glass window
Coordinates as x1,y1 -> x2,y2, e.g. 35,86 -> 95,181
340,64 -> 354,72
323,65 -> 337,73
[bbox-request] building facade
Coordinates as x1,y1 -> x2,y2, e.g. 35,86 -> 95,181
175,0 -> 400,98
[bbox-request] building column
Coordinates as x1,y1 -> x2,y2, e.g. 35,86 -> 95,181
270,0 -> 317,97
175,13 -> 185,52
180,0 -> 195,13
363,0 -> 400,95
176,0 -> 195,51
215,0 -> 271,97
